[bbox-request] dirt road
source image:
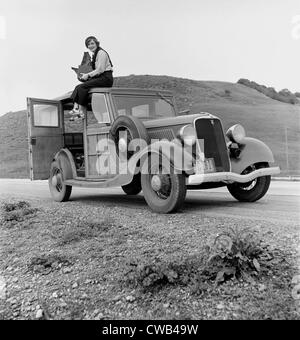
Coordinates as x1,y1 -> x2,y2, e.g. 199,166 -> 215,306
0,179 -> 299,224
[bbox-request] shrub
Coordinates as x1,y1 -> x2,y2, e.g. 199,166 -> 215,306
266,87 -> 277,99
237,78 -> 251,87
204,227 -> 270,284
57,219 -> 114,246
28,253 -> 73,274
124,227 -> 278,293
1,200 -> 38,225
2,201 -> 30,212
295,92 -> 300,98
237,79 -> 299,105
124,255 -> 205,291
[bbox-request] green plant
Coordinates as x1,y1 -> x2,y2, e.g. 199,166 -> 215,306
1,200 -> 38,225
124,255 -> 205,291
237,78 -> 299,105
2,201 -> 30,212
28,253 -> 72,274
57,219 -> 114,246
206,227 -> 268,284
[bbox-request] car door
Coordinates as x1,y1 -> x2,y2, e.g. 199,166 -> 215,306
27,97 -> 64,180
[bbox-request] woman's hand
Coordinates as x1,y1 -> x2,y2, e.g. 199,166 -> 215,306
80,73 -> 89,81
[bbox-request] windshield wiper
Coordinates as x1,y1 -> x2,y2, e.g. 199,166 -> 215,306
156,92 -> 175,108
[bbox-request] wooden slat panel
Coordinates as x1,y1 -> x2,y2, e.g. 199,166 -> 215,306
88,135 -> 97,155
88,155 -> 98,176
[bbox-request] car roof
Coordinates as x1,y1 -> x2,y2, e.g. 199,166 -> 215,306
54,87 -> 174,101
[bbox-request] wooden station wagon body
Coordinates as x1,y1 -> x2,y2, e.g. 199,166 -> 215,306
27,87 -> 280,213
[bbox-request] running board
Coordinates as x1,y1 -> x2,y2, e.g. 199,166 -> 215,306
188,167 -> 280,185
64,174 -> 132,188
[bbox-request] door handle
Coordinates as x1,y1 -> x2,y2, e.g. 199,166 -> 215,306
30,137 -> 37,145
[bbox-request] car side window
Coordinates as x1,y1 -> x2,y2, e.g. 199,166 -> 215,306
91,93 -> 110,125
112,95 -> 176,120
33,104 -> 59,127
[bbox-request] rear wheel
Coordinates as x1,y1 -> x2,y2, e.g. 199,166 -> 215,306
141,154 -> 187,213
49,161 -> 72,202
227,162 -> 271,202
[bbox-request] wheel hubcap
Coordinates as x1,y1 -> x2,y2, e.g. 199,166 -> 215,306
150,170 -> 172,200
151,175 -> 162,191
52,168 -> 63,192
51,175 -> 58,187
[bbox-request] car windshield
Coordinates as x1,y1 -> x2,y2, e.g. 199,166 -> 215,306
112,94 -> 176,120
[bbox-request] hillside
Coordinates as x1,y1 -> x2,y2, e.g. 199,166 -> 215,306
0,75 -> 299,178
0,110 -> 29,178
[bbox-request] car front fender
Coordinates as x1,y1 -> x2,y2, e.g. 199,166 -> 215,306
128,140 -> 194,175
230,137 -> 275,174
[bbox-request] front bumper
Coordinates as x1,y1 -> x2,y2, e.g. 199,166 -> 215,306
188,166 -> 280,185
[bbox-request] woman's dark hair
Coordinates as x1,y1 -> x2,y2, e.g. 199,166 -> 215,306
85,36 -> 101,70
91,46 -> 101,70
85,36 -> 100,48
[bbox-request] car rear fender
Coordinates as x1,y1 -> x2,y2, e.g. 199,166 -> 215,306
53,149 -> 77,180
231,137 -> 275,174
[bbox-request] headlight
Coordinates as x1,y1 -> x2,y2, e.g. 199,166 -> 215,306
226,124 -> 246,144
178,124 -> 197,146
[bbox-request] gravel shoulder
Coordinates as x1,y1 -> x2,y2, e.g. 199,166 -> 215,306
0,190 -> 299,320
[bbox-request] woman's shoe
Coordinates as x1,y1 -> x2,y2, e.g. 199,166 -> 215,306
69,108 -> 80,115
69,110 -> 84,121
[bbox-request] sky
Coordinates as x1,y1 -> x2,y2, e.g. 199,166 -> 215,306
0,0 -> 300,115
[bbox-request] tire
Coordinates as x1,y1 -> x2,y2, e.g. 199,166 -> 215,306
227,162 -> 271,202
110,115 -> 150,160
110,115 -> 150,193
122,173 -> 142,195
141,154 -> 187,213
48,161 -> 72,202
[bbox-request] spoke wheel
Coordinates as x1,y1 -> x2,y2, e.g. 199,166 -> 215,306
49,161 -> 72,202
141,154 -> 187,213
150,166 -> 172,200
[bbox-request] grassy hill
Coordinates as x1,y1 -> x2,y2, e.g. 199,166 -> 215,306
1,75 -> 299,178
0,110 -> 29,178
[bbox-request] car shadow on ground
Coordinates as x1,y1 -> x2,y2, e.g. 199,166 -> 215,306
184,196 -> 239,210
70,193 -> 147,209
69,191 -> 242,213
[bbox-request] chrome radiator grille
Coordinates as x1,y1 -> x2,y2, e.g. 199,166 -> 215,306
147,128 -> 175,141
194,118 -> 230,172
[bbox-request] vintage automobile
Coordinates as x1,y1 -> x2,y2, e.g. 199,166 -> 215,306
27,87 -> 280,213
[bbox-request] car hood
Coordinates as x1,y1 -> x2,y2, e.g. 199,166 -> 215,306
143,113 -> 217,129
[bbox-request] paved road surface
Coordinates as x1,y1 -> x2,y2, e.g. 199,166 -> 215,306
0,179 -> 299,224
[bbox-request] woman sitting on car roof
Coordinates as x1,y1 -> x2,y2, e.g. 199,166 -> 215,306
69,36 -> 113,119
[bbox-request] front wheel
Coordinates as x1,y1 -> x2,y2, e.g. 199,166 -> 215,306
227,162 -> 271,202
49,161 -> 72,202
141,154 -> 187,213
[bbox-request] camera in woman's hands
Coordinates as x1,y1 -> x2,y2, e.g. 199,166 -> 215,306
72,52 -> 93,82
